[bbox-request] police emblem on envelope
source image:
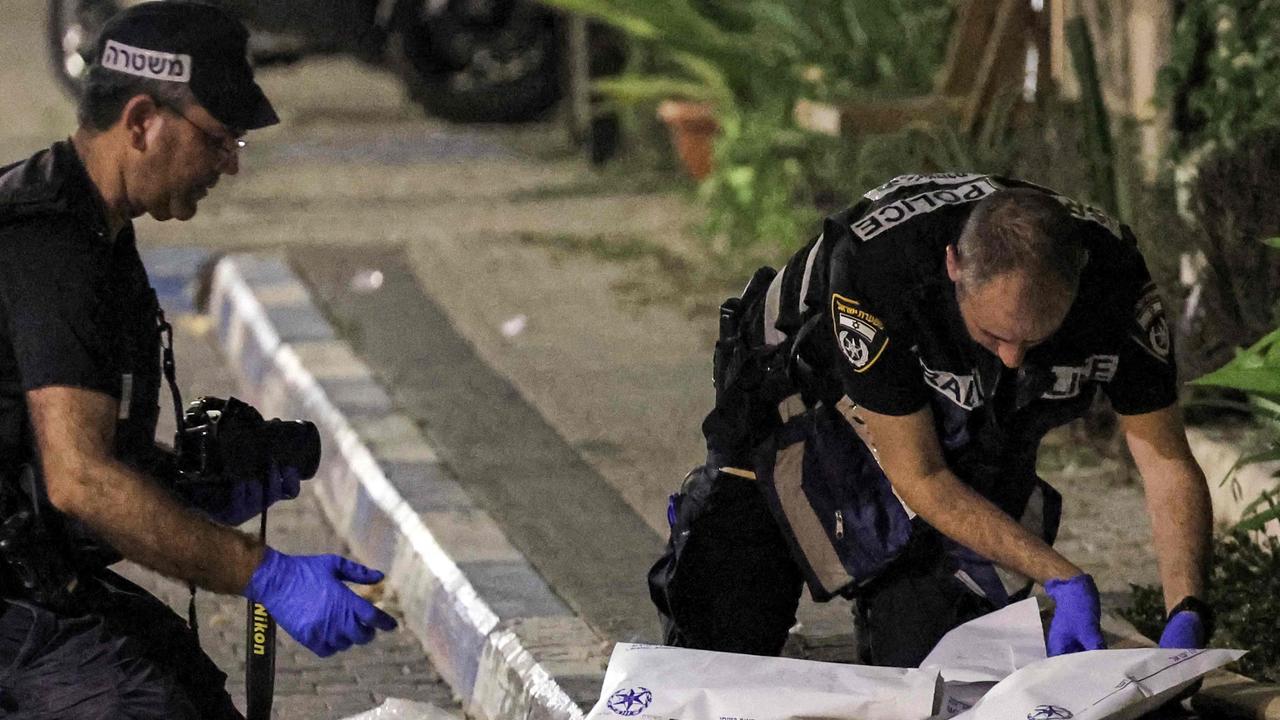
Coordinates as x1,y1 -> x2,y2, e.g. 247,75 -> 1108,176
832,294 -> 888,372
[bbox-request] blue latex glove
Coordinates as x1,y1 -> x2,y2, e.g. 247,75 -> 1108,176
1044,574 -> 1107,656
243,548 -> 398,657
1159,610 -> 1206,649
203,462 -> 302,526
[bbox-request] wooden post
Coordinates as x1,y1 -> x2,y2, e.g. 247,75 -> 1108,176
960,0 -> 1036,132
564,13 -> 592,144
1049,0 -> 1078,99
1066,16 -> 1120,214
937,0 -> 1002,97
1127,0 -> 1173,182
1050,1 -> 1175,182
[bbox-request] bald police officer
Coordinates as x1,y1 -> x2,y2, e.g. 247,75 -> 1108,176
650,175 -> 1213,666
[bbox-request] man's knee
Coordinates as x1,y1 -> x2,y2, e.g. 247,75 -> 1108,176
649,466 -> 803,656
0,597 -> 237,720
857,554 -> 997,667
5,662 -> 204,720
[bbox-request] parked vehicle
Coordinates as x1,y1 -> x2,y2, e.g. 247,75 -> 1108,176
48,0 -> 562,123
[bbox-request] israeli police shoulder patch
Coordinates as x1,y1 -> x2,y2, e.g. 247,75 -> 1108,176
831,293 -> 889,373
1131,282 -> 1171,362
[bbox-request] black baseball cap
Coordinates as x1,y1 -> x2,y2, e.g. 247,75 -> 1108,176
92,1 -> 278,131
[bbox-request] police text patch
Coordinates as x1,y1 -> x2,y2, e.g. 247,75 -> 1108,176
1043,355 -> 1119,400
920,361 -> 985,410
863,173 -> 990,202
832,294 -> 888,372
101,40 -> 192,83
851,178 -> 1001,241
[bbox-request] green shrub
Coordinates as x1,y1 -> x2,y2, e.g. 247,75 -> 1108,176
1162,0 -> 1280,157
1179,130 -> 1280,379
699,0 -> 954,255
1189,315 -> 1280,533
540,0 -> 956,256
1160,5 -> 1280,381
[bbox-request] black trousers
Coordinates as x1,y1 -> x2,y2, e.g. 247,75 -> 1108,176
648,467 -> 996,668
0,570 -> 242,720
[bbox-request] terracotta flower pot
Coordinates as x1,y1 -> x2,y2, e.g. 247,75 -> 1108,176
657,100 -> 720,181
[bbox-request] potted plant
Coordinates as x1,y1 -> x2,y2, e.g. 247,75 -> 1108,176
657,98 -> 719,180
538,0 -> 779,178
541,0 -> 955,254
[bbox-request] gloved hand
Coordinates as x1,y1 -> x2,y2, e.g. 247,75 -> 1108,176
1156,609 -> 1210,709
199,462 -> 303,526
1044,574 -> 1107,656
243,548 -> 398,657
1159,610 -> 1206,649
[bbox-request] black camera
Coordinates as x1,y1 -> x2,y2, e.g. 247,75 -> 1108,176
175,396 -> 321,486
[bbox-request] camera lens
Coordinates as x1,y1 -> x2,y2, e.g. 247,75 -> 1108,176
265,420 -> 321,480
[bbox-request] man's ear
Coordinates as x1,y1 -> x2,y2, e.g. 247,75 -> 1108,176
945,244 -> 962,284
119,94 -> 162,152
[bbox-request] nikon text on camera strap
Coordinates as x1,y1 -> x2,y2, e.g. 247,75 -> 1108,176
158,309 -> 277,720
245,507 -> 277,720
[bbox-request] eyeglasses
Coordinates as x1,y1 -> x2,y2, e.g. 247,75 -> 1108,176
162,105 -> 246,165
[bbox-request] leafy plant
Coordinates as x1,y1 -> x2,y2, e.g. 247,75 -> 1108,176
1177,128 -> 1280,380
1156,5 -> 1280,388
699,105 -> 817,263
1124,532 -> 1280,683
539,0 -> 790,108
1191,319 -> 1280,533
540,0 -> 956,255
1161,0 -> 1280,158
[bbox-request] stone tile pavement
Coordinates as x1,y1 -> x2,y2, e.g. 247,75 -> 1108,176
115,486 -> 459,720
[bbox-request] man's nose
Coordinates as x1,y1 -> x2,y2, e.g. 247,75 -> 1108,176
220,150 -> 240,176
998,343 -> 1026,368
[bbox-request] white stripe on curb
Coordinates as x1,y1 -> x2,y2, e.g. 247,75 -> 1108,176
210,255 -> 585,720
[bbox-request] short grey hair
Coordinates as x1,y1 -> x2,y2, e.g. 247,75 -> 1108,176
954,187 -> 1087,294
76,65 -> 195,132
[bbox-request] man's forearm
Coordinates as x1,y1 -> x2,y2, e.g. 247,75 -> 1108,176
28,385 -> 263,594
1144,461 -> 1212,610
861,406 -> 1083,586
59,457 -> 264,594
1119,406 -> 1214,612
902,467 -> 1082,584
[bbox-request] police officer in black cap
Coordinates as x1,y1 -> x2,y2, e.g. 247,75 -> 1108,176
0,3 -> 395,717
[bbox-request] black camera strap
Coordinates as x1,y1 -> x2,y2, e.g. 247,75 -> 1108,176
157,311 -> 199,634
158,310 -> 186,447
246,508 -> 276,720
155,309 -> 277,719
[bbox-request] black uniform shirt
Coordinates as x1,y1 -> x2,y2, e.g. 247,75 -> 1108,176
764,174 -> 1176,499
0,140 -> 162,476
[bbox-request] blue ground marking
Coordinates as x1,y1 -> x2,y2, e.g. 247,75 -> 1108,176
140,246 -> 214,316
